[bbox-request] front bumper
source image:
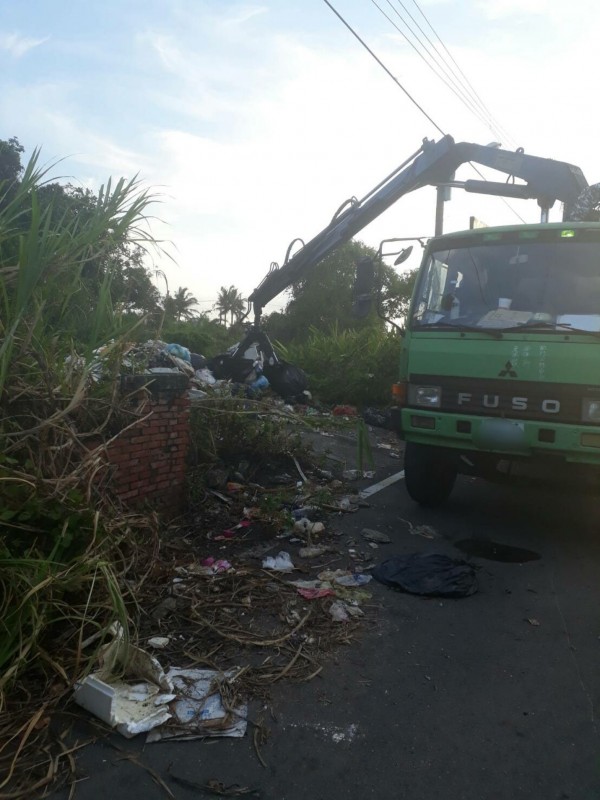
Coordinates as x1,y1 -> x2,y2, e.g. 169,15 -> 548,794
394,407 -> 600,466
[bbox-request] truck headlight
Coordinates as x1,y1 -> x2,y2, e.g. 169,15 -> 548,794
582,397 -> 600,422
408,384 -> 441,408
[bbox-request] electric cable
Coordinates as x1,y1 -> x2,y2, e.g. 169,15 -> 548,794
321,0 -> 526,223
322,0 -> 445,135
391,0 -> 510,142
409,0 -> 518,149
371,0 -> 506,143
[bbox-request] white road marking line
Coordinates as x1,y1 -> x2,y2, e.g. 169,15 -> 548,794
359,470 -> 405,499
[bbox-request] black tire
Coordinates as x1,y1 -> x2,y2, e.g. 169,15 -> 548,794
404,442 -> 456,507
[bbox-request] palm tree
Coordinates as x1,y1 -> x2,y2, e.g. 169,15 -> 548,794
164,286 -> 198,321
227,288 -> 246,325
215,285 -> 246,326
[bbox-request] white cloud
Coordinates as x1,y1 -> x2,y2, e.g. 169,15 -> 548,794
221,5 -> 268,27
0,32 -> 49,58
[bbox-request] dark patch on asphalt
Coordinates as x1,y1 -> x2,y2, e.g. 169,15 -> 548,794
454,538 -> 541,563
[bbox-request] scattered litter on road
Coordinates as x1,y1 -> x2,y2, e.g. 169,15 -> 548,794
294,518 -> 325,536
299,545 -> 329,558
262,551 -> 295,572
400,518 -> 437,539
335,587 -> 372,604
147,668 -> 247,741
372,553 -> 478,598
147,637 -> 170,649
74,628 -> 248,741
329,600 -> 364,622
73,630 -> 175,738
333,573 -> 372,588
332,405 -> 358,416
338,496 -> 355,512
209,489 -> 233,504
292,454 -> 309,483
215,520 -> 252,541
186,558 -> 232,576
297,586 -> 337,600
74,674 -> 175,738
329,601 -> 350,622
318,569 -> 372,587
361,528 -> 391,544
362,407 -> 391,428
291,579 -> 329,590
526,618 -> 541,626
292,506 -> 319,520
342,469 -> 376,481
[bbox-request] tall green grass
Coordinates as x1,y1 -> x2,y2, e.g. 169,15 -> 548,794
279,324 -> 403,408
0,149 -> 163,708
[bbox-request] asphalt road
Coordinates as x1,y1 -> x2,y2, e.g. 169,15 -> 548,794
57,439 -> 600,800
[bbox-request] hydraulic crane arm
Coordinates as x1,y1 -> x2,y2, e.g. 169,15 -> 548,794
248,134 -> 588,323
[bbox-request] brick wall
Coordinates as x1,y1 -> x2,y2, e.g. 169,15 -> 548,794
105,375 -> 191,510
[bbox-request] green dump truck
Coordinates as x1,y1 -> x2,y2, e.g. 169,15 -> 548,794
396,220 -> 600,505
240,134 -> 599,503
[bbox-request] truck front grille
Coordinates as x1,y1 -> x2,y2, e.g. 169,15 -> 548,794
409,374 -> 600,425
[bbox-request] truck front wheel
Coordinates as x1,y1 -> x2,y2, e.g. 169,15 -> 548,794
404,442 -> 457,507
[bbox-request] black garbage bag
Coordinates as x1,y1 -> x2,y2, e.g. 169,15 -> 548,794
263,361 -> 308,402
372,553 -> 478,598
363,407 -> 392,429
190,352 -> 207,370
207,354 -> 256,382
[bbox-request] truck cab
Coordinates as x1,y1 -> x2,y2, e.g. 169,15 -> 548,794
395,221 -> 600,505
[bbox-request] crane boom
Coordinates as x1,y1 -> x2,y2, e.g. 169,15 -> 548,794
248,134 -> 588,322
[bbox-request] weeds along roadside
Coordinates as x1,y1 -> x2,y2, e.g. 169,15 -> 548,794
277,324 -> 403,409
0,151 -> 168,796
188,392 -> 307,479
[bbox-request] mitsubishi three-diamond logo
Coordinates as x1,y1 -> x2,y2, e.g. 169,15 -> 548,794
498,360 -> 518,378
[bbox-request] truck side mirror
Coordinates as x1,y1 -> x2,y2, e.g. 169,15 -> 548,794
394,245 -> 413,266
352,256 -> 375,318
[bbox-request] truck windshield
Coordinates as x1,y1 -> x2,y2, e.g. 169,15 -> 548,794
411,233 -> 600,332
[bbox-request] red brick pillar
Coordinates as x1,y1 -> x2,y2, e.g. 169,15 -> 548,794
106,374 -> 190,510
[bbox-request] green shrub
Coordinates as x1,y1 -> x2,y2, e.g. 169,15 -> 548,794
280,324 -> 403,408
160,317 -> 234,356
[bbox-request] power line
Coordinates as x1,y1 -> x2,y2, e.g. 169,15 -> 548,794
409,0 -> 518,149
370,0 -> 506,143
379,0 -> 525,218
321,0 -> 445,135
321,0 -> 525,223
394,0 -> 507,139
386,0 -> 510,144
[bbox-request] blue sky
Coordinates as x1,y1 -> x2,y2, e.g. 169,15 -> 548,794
1,0 -> 598,314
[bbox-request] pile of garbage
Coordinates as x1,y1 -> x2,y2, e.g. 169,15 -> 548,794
120,338 -> 310,403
